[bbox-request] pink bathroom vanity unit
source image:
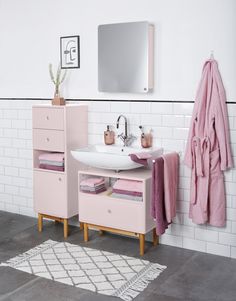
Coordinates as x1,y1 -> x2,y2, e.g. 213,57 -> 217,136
32,104 -> 87,237
78,168 -> 158,256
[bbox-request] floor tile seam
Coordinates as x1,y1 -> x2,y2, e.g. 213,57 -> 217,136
0,277 -> 39,301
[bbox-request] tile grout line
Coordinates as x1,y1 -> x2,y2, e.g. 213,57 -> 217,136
0,277 -> 39,301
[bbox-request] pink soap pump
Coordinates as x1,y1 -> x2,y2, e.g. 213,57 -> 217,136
139,125 -> 153,148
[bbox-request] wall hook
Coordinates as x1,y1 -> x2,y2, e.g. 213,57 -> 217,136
210,50 -> 214,60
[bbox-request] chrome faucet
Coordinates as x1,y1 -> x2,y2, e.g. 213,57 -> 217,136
116,115 -> 136,146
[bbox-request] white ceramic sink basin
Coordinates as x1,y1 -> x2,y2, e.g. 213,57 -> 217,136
71,144 -> 163,171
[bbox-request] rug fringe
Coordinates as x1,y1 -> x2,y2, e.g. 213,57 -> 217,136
114,263 -> 166,301
0,239 -> 57,268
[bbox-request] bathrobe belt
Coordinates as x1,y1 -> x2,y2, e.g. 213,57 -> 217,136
191,136 -> 211,212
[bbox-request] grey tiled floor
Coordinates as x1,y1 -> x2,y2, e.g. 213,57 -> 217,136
0,211 -> 236,301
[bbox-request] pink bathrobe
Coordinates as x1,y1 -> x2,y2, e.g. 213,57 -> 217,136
184,59 -> 233,226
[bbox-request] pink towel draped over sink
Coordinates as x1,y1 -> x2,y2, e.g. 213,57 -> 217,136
151,157 -> 168,235
129,154 -> 149,166
134,152 -> 152,159
163,152 -> 179,223
151,152 -> 179,235
129,149 -> 163,167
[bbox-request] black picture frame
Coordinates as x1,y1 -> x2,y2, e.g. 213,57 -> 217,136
60,35 -> 80,69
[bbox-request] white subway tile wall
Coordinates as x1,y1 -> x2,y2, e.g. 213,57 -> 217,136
0,100 -> 45,217
0,99 -> 235,258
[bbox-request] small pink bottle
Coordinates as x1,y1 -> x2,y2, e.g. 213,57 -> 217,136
141,133 -> 153,148
104,125 -> 115,145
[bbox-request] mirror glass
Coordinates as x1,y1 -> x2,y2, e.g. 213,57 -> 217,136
98,21 -> 153,93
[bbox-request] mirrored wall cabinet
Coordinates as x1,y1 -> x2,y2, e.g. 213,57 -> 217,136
98,21 -> 154,93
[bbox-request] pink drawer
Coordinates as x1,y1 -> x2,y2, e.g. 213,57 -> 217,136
33,107 -> 64,130
34,170 -> 67,217
79,192 -> 145,233
33,129 -> 64,152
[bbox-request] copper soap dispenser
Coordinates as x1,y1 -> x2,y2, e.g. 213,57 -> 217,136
104,125 -> 115,145
139,125 -> 153,148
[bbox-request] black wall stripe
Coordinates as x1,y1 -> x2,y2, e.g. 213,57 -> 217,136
0,98 -> 235,104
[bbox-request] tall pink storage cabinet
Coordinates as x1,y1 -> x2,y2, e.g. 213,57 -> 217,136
32,104 -> 87,237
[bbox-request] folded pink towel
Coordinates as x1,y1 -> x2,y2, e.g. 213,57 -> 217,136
39,152 -> 64,163
80,187 -> 106,194
80,177 -> 105,187
112,188 -> 142,197
113,179 -> 143,192
39,164 -> 64,172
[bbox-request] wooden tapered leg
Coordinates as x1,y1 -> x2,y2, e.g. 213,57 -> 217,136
38,213 -> 43,232
153,228 -> 159,246
63,218 -> 68,238
84,223 -> 89,242
80,222 -> 84,230
139,234 -> 145,256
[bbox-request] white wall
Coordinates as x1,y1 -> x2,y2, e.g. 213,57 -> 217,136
0,1 -> 236,258
0,0 -> 235,101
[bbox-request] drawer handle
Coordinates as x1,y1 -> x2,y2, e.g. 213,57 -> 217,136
58,177 -> 62,182
46,116 -> 49,120
46,137 -> 50,142
107,209 -> 111,214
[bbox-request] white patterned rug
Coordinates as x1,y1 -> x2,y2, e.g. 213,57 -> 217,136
0,240 -> 166,301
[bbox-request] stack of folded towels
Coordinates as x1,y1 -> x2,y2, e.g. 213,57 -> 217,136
80,177 -> 106,194
111,179 -> 143,201
38,152 -> 64,171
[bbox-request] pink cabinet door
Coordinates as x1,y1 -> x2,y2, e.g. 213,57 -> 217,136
79,192 -> 145,233
33,107 -> 64,130
33,129 -> 64,152
34,170 -> 68,217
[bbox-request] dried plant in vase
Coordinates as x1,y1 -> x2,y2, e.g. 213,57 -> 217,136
49,63 -> 67,105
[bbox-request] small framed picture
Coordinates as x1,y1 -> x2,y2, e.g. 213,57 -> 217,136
60,35 -> 80,69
